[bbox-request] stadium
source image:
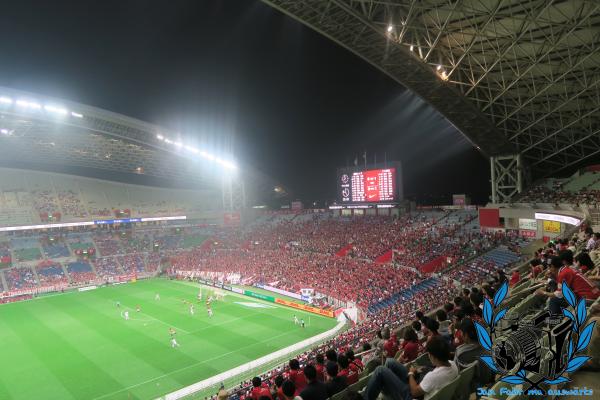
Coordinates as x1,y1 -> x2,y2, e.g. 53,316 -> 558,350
0,1 -> 599,400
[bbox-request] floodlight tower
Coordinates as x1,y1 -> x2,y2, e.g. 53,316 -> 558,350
221,171 -> 245,211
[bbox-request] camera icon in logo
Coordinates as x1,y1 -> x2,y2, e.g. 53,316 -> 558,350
492,310 -> 572,378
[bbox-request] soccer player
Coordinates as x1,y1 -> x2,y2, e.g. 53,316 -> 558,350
169,328 -> 176,337
116,301 -> 121,308
301,319 -> 305,328
190,304 -> 195,315
124,310 -> 130,320
170,337 -> 179,348
197,290 -> 202,301
155,293 -> 160,301
294,315 -> 299,325
208,307 -> 213,318
136,305 -> 141,313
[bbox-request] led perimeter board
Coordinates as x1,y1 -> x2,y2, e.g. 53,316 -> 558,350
337,162 -> 403,204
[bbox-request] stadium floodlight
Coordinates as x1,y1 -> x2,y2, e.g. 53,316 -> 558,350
174,141 -> 183,148
387,25 -> 393,32
0,96 -> 13,104
0,128 -> 9,134
164,138 -> 173,144
70,111 -> 83,118
200,151 -> 215,161
436,65 -> 442,71
185,145 -> 199,154
16,99 -> 41,109
44,105 -> 68,115
156,134 -> 164,140
409,45 -> 414,51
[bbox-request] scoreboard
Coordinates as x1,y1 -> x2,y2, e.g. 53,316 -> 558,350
338,167 -> 399,203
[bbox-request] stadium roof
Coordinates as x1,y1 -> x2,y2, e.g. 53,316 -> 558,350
0,86 -> 278,202
262,0 -> 600,178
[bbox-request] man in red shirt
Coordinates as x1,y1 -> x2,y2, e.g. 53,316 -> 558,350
337,354 -> 358,385
250,376 -> 272,400
315,354 -> 326,382
536,254 -> 600,314
529,259 -> 544,280
509,270 -> 520,287
287,359 -> 307,394
345,349 -> 363,374
383,329 -> 399,358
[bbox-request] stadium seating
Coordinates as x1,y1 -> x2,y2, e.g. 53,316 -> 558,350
0,168 -> 218,225
66,261 -> 96,284
93,257 -> 124,277
36,261 -> 68,286
5,266 -> 37,290
119,254 -> 145,274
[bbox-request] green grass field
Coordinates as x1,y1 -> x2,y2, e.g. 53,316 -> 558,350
0,279 -> 337,400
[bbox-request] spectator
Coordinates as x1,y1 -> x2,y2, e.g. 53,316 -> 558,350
529,259 -> 544,280
397,328 -> 420,363
453,318 -> 482,369
299,365 -> 328,400
422,318 -> 440,343
315,354 -> 326,382
435,310 -> 451,337
383,329 -> 398,358
287,359 -> 306,394
325,362 -> 347,397
337,354 -> 358,385
251,377 -> 272,400
443,302 -> 455,319
535,256 -> 600,314
509,270 -> 521,287
575,252 -> 594,274
363,336 -> 458,400
281,380 -> 299,400
325,349 -> 338,363
345,349 -> 363,374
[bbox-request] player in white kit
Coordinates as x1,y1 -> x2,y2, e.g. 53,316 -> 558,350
208,307 -> 213,318
155,293 -> 160,301
171,337 -> 179,348
190,304 -> 195,315
124,310 -> 130,320
294,315 -> 299,325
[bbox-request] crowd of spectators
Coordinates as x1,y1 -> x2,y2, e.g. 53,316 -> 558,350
5,266 -> 37,290
66,261 -> 96,284
94,257 -> 124,277
36,261 -> 68,286
519,186 -> 600,206
94,234 -> 123,257
31,189 -> 59,215
119,254 -> 145,274
57,190 -> 88,218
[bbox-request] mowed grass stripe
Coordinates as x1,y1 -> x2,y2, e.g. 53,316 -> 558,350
2,305 -> 126,400
0,279 -> 337,400
42,295 -> 198,391
0,311 -> 75,400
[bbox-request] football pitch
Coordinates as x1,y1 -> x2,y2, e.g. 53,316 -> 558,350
0,279 -> 338,400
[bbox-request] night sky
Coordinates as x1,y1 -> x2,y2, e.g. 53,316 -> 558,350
0,0 -> 490,205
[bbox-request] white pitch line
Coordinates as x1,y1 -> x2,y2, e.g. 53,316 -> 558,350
91,329 -> 300,400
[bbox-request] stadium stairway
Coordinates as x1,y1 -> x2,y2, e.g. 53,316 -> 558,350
59,262 -> 73,284
335,244 -> 354,257
368,277 -> 440,313
31,266 -> 41,286
0,271 -> 6,291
